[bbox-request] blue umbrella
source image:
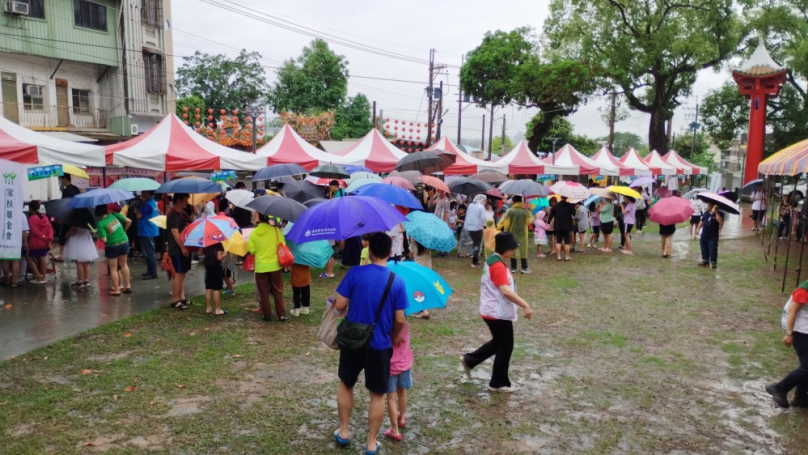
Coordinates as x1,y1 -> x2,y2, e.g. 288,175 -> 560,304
253,163 -> 308,181
346,178 -> 382,194
67,188 -> 134,209
583,195 -> 602,207
286,196 -> 408,244
156,178 -> 222,194
402,211 -> 456,253
386,261 -> 452,316
351,182 -> 423,209
282,222 -> 334,268
345,165 -> 372,174
741,178 -> 763,195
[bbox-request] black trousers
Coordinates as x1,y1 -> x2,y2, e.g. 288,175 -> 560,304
778,214 -> 792,238
510,258 -> 528,271
469,229 -> 484,265
463,318 -> 514,388
776,331 -> 808,399
636,209 -> 647,231
293,285 -> 310,308
618,217 -> 626,247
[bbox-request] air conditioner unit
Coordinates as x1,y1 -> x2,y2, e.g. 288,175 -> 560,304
25,85 -> 42,97
130,124 -> 139,135
4,1 -> 29,15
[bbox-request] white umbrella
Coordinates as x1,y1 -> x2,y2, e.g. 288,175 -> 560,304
226,189 -> 255,210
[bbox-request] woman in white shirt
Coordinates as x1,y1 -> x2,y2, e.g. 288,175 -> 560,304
689,197 -> 703,239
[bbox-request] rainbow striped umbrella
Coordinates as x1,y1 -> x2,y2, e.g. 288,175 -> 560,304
181,214 -> 239,248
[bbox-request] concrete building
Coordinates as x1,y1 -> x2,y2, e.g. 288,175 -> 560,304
0,0 -> 175,140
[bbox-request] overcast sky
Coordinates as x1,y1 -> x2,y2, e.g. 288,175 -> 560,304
171,0 -> 734,149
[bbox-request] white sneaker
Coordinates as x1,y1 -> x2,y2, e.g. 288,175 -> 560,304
488,385 -> 516,393
289,308 -> 299,317
299,307 -> 310,315
459,356 -> 472,379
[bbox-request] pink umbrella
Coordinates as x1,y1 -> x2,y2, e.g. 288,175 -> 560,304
306,176 -> 346,188
648,197 -> 694,225
696,192 -> 740,215
382,176 -> 416,191
549,181 -> 590,200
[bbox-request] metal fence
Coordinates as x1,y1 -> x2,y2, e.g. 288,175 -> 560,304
0,103 -> 108,129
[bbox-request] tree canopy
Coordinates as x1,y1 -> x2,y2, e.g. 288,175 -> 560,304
596,132 -> 646,155
268,39 -> 349,114
330,94 -> 373,140
176,50 -> 269,120
492,136 -> 514,153
545,0 -> 747,155
527,115 -> 599,156
672,133 -> 716,171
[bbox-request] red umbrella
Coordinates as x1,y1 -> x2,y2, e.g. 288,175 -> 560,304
648,197 -> 694,225
419,175 -> 450,194
654,187 -> 672,198
486,188 -> 504,199
381,176 -> 416,191
306,176 -> 346,188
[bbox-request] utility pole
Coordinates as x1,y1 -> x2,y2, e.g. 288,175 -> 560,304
426,49 -> 434,147
501,114 -> 507,154
482,114 -> 486,160
608,93 -> 616,152
666,116 -> 673,149
488,105 -> 494,156
691,99 -> 699,160
435,81 -> 444,141
549,137 -> 560,165
457,68 -> 463,145
379,110 -> 383,131
244,105 -> 264,153
372,101 -> 376,127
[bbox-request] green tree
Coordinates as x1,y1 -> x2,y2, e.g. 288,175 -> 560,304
672,133 -> 716,171
175,95 -> 205,123
330,94 -> 373,140
545,0 -> 747,154
176,50 -> 269,121
269,39 -> 349,114
527,115 -> 599,156
700,83 -> 749,153
492,136 -> 513,153
595,132 -> 646,155
460,27 -> 599,151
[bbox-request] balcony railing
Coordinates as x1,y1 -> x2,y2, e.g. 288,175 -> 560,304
0,103 -> 108,130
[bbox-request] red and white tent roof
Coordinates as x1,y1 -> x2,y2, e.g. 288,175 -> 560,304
644,150 -> 679,175
106,114 -> 266,171
619,148 -> 656,176
591,147 -> 635,176
497,140 -> 578,175
662,149 -> 707,175
0,115 -> 105,166
256,125 -> 339,171
331,129 -> 408,172
427,137 -> 505,174
542,143 -> 610,175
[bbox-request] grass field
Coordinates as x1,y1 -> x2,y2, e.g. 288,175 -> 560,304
2,234 -> 808,454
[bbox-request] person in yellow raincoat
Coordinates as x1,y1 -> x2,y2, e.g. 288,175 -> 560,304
497,195 -> 534,274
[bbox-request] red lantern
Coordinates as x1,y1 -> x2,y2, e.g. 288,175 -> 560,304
220,109 -> 226,115
245,116 -> 251,122
233,116 -> 238,122
184,120 -> 189,124
233,109 -> 239,115
195,115 -> 200,120
208,108 -> 213,114
182,113 -> 188,119
209,123 -> 214,128
384,131 -> 389,137
394,133 -> 398,138
183,106 -> 188,112
195,122 -> 200,127
208,115 -> 213,121
195,107 -> 200,113
246,124 -> 251,129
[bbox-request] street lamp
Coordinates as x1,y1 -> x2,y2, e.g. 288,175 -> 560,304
244,105 -> 265,153
548,137 -> 560,164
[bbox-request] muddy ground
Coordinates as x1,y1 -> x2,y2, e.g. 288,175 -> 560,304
2,235 -> 808,454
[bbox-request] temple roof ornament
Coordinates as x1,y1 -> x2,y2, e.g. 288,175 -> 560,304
734,39 -> 786,77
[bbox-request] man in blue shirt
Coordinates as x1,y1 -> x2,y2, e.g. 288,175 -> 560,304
333,233 -> 408,453
136,191 -> 160,280
697,202 -> 724,269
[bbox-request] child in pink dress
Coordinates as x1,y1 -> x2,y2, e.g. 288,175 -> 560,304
533,210 -> 550,258
384,322 -> 413,442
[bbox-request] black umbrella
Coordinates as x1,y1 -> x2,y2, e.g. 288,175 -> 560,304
44,199 -> 99,228
741,178 -> 763,195
447,177 -> 492,196
253,163 -> 308,181
284,179 -> 326,203
303,198 -> 328,208
498,179 -> 549,196
472,170 -> 509,184
246,197 -> 308,222
310,164 -> 349,179
394,151 -> 455,174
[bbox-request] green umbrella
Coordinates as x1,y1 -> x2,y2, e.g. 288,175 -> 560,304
109,178 -> 161,192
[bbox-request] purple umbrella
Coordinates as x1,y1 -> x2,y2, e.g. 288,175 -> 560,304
696,192 -> 740,215
629,177 -> 655,188
286,196 -> 408,244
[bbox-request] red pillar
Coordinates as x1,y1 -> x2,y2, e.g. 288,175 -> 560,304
744,79 -> 767,185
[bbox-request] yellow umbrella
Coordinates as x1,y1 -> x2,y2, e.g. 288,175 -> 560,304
149,215 -> 167,229
222,230 -> 248,256
62,164 -> 89,179
189,193 -> 219,207
607,185 -> 642,200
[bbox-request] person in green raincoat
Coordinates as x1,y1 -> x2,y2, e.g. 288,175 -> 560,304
497,195 -> 534,274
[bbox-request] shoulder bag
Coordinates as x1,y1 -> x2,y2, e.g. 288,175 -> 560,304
274,227 -> 294,268
319,296 -> 344,350
335,272 -> 396,351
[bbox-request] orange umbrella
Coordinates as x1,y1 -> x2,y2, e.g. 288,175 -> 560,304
419,175 -> 450,193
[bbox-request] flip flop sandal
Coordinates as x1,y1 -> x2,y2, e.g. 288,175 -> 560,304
384,429 -> 402,441
109,291 -> 122,296
205,310 -> 214,315
178,301 -> 190,310
214,310 -> 229,316
398,413 -> 407,428
333,429 -> 350,446
122,288 -> 132,294
366,442 -> 381,455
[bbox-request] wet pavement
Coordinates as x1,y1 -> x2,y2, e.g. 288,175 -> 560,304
0,207 -> 759,360
0,257 -> 249,360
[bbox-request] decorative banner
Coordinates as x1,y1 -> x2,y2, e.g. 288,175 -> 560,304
211,170 -> 236,182
27,164 -> 63,181
1,159 -> 25,259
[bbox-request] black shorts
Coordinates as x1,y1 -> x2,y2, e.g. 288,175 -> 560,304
338,346 -> 393,395
205,265 -> 223,291
554,230 -> 572,245
171,253 -> 192,274
591,225 -> 601,235
58,223 -> 70,246
223,267 -> 232,279
752,210 -> 763,221
690,215 -> 701,225
601,221 -> 614,235
624,223 -> 634,234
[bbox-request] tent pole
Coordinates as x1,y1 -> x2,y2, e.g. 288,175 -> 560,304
796,188 -> 807,287
782,204 -> 793,292
766,175 -> 778,245
102,167 -> 107,188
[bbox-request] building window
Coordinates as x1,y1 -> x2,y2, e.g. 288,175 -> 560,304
73,0 -> 107,31
72,89 -> 90,114
18,0 -> 45,19
141,0 -> 162,27
143,52 -> 166,94
22,84 -> 44,111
